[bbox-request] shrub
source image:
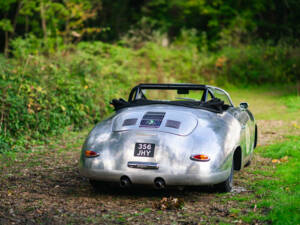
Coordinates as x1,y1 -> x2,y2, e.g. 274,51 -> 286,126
1,37 -> 299,152
211,44 -> 300,85
0,41 -> 143,152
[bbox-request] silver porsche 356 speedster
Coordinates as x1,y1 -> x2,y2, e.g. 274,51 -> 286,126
79,84 -> 257,192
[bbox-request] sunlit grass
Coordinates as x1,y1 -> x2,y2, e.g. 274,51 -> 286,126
280,95 -> 300,112
252,136 -> 300,225
229,86 -> 300,121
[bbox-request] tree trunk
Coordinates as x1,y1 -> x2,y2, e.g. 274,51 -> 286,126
25,16 -> 29,33
12,1 -> 22,37
64,19 -> 69,45
4,31 -> 9,57
40,1 -> 47,42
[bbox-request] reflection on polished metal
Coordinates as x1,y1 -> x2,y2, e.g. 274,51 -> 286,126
79,84 -> 256,189
128,161 -> 159,169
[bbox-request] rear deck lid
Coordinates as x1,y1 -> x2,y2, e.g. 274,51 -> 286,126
112,110 -> 198,136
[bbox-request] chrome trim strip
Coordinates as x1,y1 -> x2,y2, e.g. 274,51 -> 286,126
128,161 -> 159,169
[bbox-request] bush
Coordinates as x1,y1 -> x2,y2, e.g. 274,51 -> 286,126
0,41 -> 143,152
211,44 -> 300,85
1,37 -> 299,152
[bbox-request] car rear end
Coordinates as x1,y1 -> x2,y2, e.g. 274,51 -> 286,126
79,105 -> 235,188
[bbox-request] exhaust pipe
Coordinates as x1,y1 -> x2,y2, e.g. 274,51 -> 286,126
154,178 -> 166,189
120,176 -> 131,188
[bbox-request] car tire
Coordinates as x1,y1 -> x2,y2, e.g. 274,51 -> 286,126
254,124 -> 258,149
216,162 -> 233,193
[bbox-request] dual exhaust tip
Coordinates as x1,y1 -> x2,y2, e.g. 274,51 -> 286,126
154,178 -> 166,189
120,176 -> 166,189
120,176 -> 131,188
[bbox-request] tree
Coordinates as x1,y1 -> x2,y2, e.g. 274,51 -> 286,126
0,0 -> 22,56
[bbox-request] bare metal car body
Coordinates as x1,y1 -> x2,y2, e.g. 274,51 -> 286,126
79,84 -> 257,192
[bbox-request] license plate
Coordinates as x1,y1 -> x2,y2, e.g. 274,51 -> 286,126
134,143 -> 155,157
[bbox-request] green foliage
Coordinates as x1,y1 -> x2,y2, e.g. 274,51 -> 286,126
255,137 -> 300,225
1,0 -> 300,52
0,0 -> 102,55
136,42 -> 204,83
140,0 -> 300,47
0,41 -> 142,152
10,34 -> 64,56
210,44 -> 300,85
1,37 -> 299,152
0,19 -> 13,32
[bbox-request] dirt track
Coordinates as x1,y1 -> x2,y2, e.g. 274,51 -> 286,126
0,119 -> 299,224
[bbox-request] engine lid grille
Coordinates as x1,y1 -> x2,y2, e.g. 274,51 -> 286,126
140,112 -> 166,128
122,118 -> 138,126
165,120 -> 181,129
112,109 -> 198,136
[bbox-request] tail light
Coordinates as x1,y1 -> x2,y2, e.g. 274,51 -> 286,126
85,150 -> 100,158
190,154 -> 210,162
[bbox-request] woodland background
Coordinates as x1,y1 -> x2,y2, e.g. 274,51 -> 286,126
0,0 -> 299,151
0,1 -> 300,225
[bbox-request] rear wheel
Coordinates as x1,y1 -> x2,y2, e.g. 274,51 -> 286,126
254,124 -> 258,149
215,162 -> 233,192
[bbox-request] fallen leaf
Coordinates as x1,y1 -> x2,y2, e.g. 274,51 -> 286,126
153,197 -> 184,210
285,187 -> 290,192
280,156 -> 288,162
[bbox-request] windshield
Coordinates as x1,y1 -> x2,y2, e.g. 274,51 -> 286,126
112,84 -> 232,113
137,89 -> 205,101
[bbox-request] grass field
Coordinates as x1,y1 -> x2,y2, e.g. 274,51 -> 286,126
0,87 -> 299,224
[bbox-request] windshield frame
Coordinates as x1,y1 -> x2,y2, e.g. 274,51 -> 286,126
128,83 -> 234,107
206,85 -> 234,107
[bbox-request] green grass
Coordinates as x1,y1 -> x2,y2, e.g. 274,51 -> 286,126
251,136 -> 300,225
217,136 -> 300,224
229,86 -> 300,121
281,95 -> 300,112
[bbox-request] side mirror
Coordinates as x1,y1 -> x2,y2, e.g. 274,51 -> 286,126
240,102 -> 248,110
